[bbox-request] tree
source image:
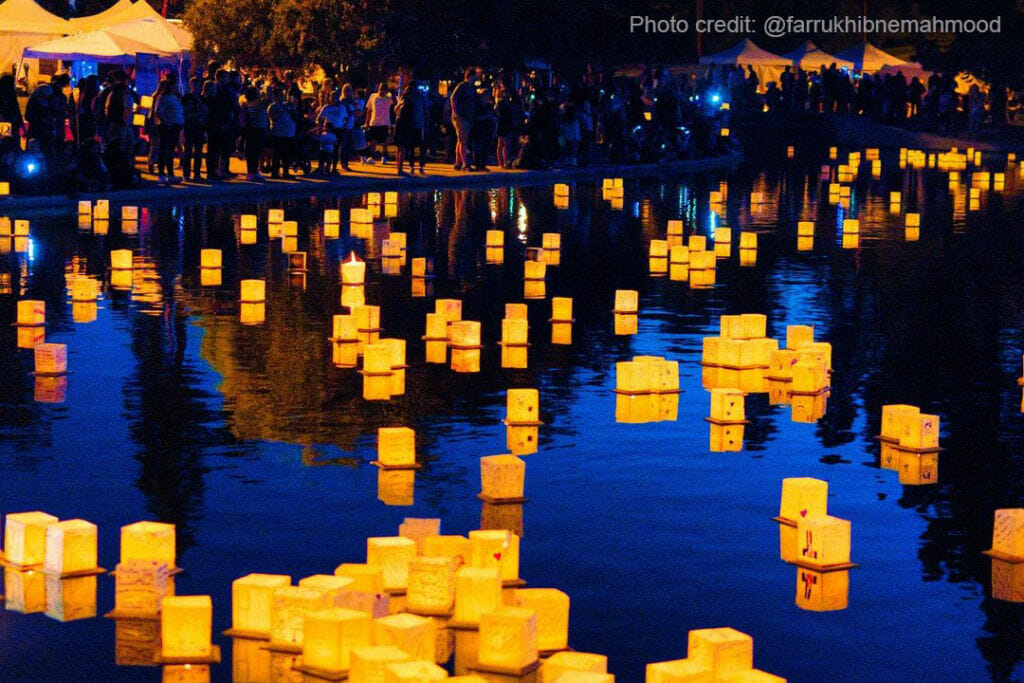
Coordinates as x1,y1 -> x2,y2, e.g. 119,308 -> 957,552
182,0 -> 276,67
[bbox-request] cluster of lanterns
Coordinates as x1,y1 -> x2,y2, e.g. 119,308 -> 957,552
876,405 -> 941,486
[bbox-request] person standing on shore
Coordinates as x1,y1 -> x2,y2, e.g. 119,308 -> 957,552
365,82 -> 393,164
153,75 -> 184,184
267,87 -> 297,179
181,77 -> 208,181
394,81 -> 427,175
450,68 -> 477,171
240,85 -> 268,182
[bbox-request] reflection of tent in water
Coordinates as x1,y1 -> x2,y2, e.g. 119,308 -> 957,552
699,38 -> 792,90
782,41 -> 853,71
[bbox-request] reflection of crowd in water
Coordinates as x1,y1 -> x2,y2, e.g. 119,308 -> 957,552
706,62 -> 1018,132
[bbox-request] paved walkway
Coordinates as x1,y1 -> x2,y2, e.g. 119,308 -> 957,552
1,151 -> 743,213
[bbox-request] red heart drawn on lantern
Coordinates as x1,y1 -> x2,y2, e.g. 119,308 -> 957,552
800,509 -> 808,517
494,552 -> 502,561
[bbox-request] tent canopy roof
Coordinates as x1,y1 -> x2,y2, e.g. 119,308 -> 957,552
104,17 -> 191,52
23,27 -> 175,63
0,0 -> 70,36
782,41 -> 854,70
67,0 -> 137,32
699,38 -> 792,66
835,42 -> 909,72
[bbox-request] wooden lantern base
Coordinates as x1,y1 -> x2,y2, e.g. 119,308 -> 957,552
470,658 -> 542,676
477,494 -> 529,505
40,565 -> 107,579
292,658 -> 349,681
983,549 -> 1024,563
788,558 -> 859,573
221,627 -> 271,640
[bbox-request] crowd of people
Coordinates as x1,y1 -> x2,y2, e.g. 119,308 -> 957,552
0,57 -> 1016,195
705,62 -> 1017,133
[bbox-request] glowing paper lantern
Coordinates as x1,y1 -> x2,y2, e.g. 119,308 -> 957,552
300,575 -> 356,605
300,607 -> 372,673
480,455 -> 526,502
230,574 -> 291,638
778,478 -> 828,524
469,530 -> 520,584
451,567 -> 502,627
121,521 -> 176,568
376,427 -> 417,468
898,413 -> 940,449
4,511 -> 58,566
450,321 -> 482,373
422,535 -> 472,561
477,607 -> 538,673
43,519 -> 98,576
985,509 -> 1024,561
17,299 -> 45,326
334,564 -> 385,593
486,230 -> 504,248
160,595 -> 213,660
349,646 -> 411,683
514,588 -> 568,652
796,515 -> 852,569
543,652 -> 608,682
709,388 -> 745,423
271,586 -> 331,649
34,344 -> 67,376
367,536 -> 417,591
407,556 -> 459,615
687,627 -> 753,676
373,612 -> 435,660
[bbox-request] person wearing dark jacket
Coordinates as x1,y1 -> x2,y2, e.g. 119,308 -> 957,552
181,77 -> 208,181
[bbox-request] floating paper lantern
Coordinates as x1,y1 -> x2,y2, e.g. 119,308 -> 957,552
553,183 -> 570,198
796,515 -> 852,569
469,530 -> 520,584
412,257 -> 434,279
435,299 -> 463,331
121,205 -> 139,221
687,627 -> 753,676
406,556 -> 459,616
43,519 -> 98,576
423,313 -> 448,364
17,299 -> 45,326
514,588 -> 568,652
4,511 -> 58,566
544,652 -> 608,682
381,339 -> 407,395
709,388 -> 744,423
486,230 -> 504,249
334,564 -> 385,594
786,325 -> 814,350
739,232 -> 757,250
450,321 -> 482,373
239,279 -> 265,303
506,388 -> 540,426
94,199 -> 110,219
271,585 -> 331,649
880,404 -> 919,441
354,305 -> 381,348
362,343 -> 393,400
646,658 -> 713,682
985,509 -> 1024,562
121,521 -> 176,568
299,575 -> 357,606
899,413 -> 940,449
373,612 -> 435,661
791,359 -> 827,394
778,478 -> 828,524
500,318 -> 529,369
377,427 -> 417,469
421,534 -> 470,560
688,235 -> 707,252
452,567 -> 502,627
112,560 -> 174,618
239,214 -> 257,231
477,607 -> 538,673
480,455 -> 526,503
230,574 -> 291,638
524,260 -> 546,282
367,537 -> 417,592
301,607 -> 372,673
267,209 -> 285,225
349,645 -> 411,683
34,343 -> 67,376
78,200 -> 92,215
160,596 -> 213,660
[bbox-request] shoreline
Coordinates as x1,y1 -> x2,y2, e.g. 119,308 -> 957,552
0,151 -> 743,214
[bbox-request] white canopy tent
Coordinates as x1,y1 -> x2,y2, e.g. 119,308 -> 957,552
835,42 -> 910,74
104,17 -> 191,53
0,0 -> 71,78
69,0 -> 163,33
23,28 -> 176,64
699,38 -> 793,90
782,41 -> 854,71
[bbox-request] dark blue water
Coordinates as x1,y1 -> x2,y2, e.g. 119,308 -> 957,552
0,150 -> 1022,682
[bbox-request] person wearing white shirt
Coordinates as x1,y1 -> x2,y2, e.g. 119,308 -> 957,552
365,82 -> 393,163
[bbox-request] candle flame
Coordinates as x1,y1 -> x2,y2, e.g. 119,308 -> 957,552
346,252 -> 362,264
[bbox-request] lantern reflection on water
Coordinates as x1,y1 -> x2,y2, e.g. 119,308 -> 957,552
159,595 -> 215,662
796,568 -> 848,612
